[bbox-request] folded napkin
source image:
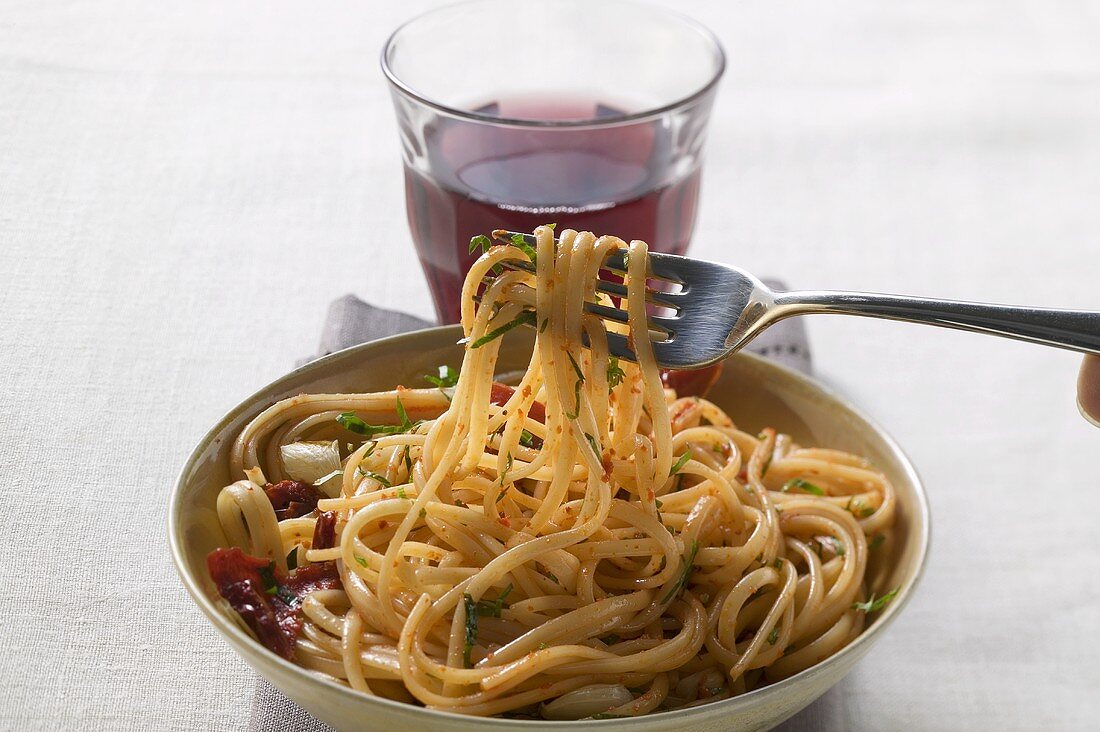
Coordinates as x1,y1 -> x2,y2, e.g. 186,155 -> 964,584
260,288 -> 812,731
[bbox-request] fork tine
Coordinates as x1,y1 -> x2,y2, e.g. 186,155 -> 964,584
494,246 -> 681,309
581,330 -> 637,363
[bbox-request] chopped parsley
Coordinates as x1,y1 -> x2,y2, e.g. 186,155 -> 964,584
509,232 -> 537,263
362,471 -> 392,488
846,498 -> 875,518
396,485 -> 408,500
463,585 -> 514,667
474,584 -> 513,618
852,587 -> 899,613
337,396 -> 417,438
354,555 -> 368,568
782,478 -> 824,496
669,452 -> 691,476
767,628 -> 780,645
584,432 -> 601,460
565,351 -> 585,419
519,429 -> 536,448
424,364 -> 459,389
869,534 -> 886,551
468,234 -> 492,254
462,594 -> 478,668
469,310 -> 537,349
661,539 -> 700,604
606,357 -> 626,390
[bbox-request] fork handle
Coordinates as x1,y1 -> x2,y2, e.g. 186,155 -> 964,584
774,291 -> 1100,355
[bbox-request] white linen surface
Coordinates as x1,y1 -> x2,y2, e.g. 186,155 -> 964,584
0,1 -> 1097,729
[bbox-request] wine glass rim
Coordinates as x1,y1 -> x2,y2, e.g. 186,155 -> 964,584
380,0 -> 726,129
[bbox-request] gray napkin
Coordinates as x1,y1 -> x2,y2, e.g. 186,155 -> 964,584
261,289 -> 812,731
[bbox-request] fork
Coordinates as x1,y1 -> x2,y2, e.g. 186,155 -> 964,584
492,230 -> 1100,369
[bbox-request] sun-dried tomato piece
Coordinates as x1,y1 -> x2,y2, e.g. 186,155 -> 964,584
490,382 -> 546,423
264,480 -> 324,520
311,511 -> 337,550
207,547 -> 342,659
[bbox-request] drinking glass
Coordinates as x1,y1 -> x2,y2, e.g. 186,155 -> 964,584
382,0 -> 725,323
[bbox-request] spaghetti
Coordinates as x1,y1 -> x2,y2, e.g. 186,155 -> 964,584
207,226 -> 898,719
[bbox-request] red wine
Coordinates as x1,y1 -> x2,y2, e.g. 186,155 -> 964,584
403,97 -> 702,322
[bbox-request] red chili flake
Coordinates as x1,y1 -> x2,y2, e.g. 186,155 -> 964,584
378,520 -> 388,530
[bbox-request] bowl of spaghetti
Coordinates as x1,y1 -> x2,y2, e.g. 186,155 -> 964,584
170,228 -> 929,730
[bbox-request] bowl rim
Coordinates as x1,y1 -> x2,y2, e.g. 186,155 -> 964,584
168,324 -> 931,726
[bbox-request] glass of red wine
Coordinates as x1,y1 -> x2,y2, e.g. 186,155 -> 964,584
382,0 -> 725,323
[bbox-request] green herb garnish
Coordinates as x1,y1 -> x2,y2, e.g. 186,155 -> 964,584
767,628 -> 779,645
474,583 -> 513,618
337,397 -> 417,438
469,234 -> 492,254
519,429 -> 536,448
564,351 -> 585,419
462,594 -> 478,668
354,555 -> 368,568
362,471 -> 392,488
606,357 -> 626,390
509,232 -> 537,263
852,587 -> 899,613
396,485 -> 408,500
424,364 -> 459,389
869,534 -> 886,551
584,432 -> 601,460
469,310 -> 537,349
669,453 -> 691,476
661,539 -> 700,604
782,478 -> 824,496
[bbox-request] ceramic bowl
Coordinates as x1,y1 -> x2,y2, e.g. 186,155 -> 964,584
170,326 -> 930,731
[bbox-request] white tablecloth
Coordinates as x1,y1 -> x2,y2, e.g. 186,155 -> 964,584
1,1 -> 1097,729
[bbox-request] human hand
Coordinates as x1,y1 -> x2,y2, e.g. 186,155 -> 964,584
1079,356 -> 1100,426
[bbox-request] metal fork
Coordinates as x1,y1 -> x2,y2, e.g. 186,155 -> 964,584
493,230 -> 1100,369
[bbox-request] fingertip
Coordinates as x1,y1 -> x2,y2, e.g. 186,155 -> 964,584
1078,355 -> 1100,427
